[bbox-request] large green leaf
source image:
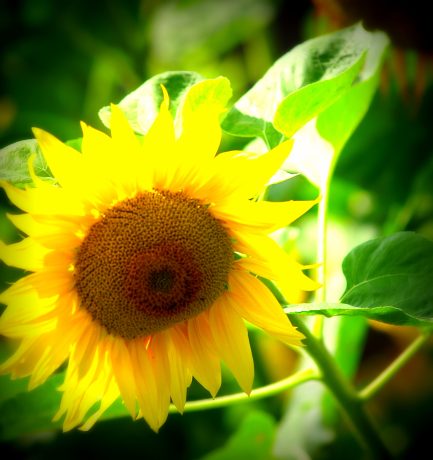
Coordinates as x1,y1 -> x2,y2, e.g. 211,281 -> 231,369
314,26 -> 389,154
276,26 -> 388,190
285,232 -> 433,328
222,23 -> 386,147
341,232 -> 433,321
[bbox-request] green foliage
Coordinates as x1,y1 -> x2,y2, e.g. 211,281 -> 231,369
0,140 -> 54,188
222,23 -> 388,148
287,232 -> 433,329
99,71 -> 204,134
341,232 -> 433,322
0,373 -> 63,441
1,4 -> 432,459
200,410 -> 276,460
99,72 -> 233,137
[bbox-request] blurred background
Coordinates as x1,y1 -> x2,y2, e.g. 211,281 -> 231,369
1,0 -> 433,458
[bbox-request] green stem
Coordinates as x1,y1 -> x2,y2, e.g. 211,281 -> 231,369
312,160 -> 335,337
290,315 -> 393,459
360,332 -> 431,401
169,368 -> 318,414
315,177 -> 329,305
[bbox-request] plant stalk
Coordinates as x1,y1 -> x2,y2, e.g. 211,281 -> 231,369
291,315 -> 394,459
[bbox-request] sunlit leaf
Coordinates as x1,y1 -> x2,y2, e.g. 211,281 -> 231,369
281,28 -> 389,189
0,140 -> 54,188
98,71 -> 233,141
222,23 -> 386,147
98,71 -> 204,134
315,28 -> 389,155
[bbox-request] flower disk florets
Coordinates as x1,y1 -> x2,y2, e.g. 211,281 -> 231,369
74,190 -> 233,339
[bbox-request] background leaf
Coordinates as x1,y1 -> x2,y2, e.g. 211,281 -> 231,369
98,71 -> 204,134
98,72 -> 232,140
200,410 -> 276,460
0,140 -> 54,188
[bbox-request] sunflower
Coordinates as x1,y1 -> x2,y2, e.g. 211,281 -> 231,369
0,82 -> 317,432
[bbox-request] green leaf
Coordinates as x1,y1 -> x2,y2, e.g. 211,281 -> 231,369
0,139 -> 54,188
315,28 -> 389,156
222,23 -> 387,147
273,54 -> 364,140
282,28 -> 389,189
341,232 -> 433,321
0,373 -> 63,441
286,232 -> 433,328
200,410 -> 276,460
98,71 -> 232,137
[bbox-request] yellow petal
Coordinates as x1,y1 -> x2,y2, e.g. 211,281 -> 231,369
32,128 -> 87,192
0,291 -> 56,328
187,313 -> 221,397
176,77 -> 229,164
212,197 -> 319,233
228,268 -> 304,347
109,104 -> 141,155
161,326 -> 192,413
56,346 -> 103,430
213,139 -> 294,199
23,269 -> 74,298
232,229 -> 319,301
129,339 -> 170,432
0,238 -> 49,271
141,89 -> 180,190
79,377 -> 119,431
0,180 -> 85,215
109,337 -> 137,418
208,295 -> 254,394
80,121 -> 116,165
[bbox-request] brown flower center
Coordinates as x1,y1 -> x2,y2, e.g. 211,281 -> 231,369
74,191 -> 233,339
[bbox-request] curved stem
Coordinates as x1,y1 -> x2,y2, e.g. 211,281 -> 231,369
290,315 -> 393,459
360,332 -> 431,401
169,368 -> 318,414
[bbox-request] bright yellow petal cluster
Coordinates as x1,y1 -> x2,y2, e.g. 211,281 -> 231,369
0,80 -> 318,432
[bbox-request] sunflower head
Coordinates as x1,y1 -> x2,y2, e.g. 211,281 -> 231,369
0,77 -> 318,432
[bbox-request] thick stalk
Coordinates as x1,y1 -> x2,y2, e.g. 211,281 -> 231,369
291,316 -> 393,459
